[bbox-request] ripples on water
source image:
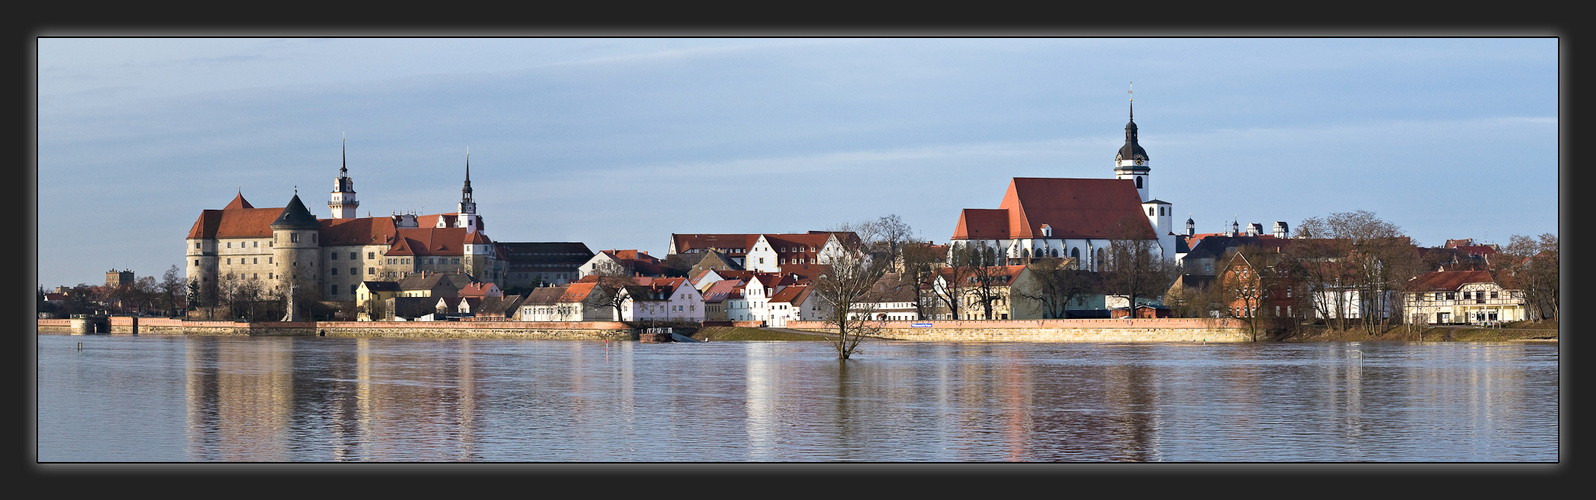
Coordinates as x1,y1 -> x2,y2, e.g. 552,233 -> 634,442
35,335 -> 1559,462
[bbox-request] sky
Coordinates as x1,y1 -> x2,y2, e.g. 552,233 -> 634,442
34,37 -> 1560,289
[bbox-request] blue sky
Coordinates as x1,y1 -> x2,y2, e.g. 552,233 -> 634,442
35,37 -> 1560,289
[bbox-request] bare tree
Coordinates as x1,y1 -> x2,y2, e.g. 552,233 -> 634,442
933,242 -> 985,320
966,261 -> 1015,320
590,267 -> 637,321
1014,258 -> 1098,319
811,228 -> 890,360
1290,210 -> 1414,334
898,239 -> 945,319
1100,217 -> 1181,317
1504,233 -> 1559,322
159,266 -> 185,317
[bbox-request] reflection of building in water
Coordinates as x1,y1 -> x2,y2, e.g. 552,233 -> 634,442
454,340 -> 477,460
1103,359 -> 1158,461
184,338 -> 293,461
1000,349 -> 1032,461
744,342 -> 779,461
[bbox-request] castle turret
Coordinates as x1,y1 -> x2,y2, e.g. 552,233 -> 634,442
456,150 -> 482,233
271,192 -> 321,313
329,137 -> 359,219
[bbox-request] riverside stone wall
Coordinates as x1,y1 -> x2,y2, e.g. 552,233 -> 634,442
38,318 -> 633,340
785,318 -> 1254,342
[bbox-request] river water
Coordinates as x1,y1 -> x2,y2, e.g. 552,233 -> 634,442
34,334 -> 1559,462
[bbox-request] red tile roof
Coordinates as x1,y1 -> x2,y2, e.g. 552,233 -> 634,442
187,206 -> 283,239
953,178 -> 1154,241
1408,270 -> 1501,292
559,282 -> 600,303
671,234 -> 762,254
952,209 -> 1010,240
777,263 -> 831,283
702,279 -> 744,303
769,284 -> 812,305
224,192 -> 253,210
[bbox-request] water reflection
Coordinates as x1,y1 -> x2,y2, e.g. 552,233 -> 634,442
37,335 -> 1558,462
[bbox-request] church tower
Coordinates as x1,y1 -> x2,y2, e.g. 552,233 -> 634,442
329,136 -> 359,219
1113,84 -> 1152,203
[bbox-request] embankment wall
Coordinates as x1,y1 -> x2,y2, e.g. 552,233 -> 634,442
785,318 -> 1255,342
36,318 -> 632,340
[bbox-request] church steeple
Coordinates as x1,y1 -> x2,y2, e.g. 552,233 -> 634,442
329,134 -> 359,219
1114,82 -> 1151,203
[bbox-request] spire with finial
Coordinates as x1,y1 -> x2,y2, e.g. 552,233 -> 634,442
340,132 -> 348,176
1115,81 -> 1149,169
458,147 -> 477,218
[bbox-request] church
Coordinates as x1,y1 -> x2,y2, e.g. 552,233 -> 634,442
184,142 -> 505,305
949,97 -> 1178,269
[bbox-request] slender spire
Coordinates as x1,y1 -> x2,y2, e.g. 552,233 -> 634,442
340,132 -> 347,175
463,147 -> 473,195
1128,81 -> 1134,121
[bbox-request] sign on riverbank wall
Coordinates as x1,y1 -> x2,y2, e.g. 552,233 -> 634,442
36,318 -> 633,340
784,318 -> 1255,342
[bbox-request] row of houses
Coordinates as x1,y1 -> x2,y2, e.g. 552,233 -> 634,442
1168,232 -> 1532,326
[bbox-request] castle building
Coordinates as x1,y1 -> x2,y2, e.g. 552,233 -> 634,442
949,94 -> 1176,269
186,143 -> 505,302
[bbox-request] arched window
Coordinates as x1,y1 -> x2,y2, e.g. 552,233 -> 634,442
1071,248 -> 1080,260
1149,207 -> 1156,216
1136,176 -> 1143,189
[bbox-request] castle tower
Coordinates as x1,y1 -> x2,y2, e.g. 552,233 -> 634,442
329,136 -> 359,219
1114,84 -> 1151,203
463,229 -> 494,282
457,150 -> 481,233
271,191 -> 322,306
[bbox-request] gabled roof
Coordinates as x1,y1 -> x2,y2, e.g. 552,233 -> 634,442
360,281 -> 402,293
777,263 -> 831,283
702,279 -> 744,303
523,286 -> 566,306
559,282 -> 601,303
747,273 -> 795,290
387,227 -> 475,257
769,284 -> 812,305
952,208 -> 1010,240
397,272 -> 466,293
459,282 -> 500,298
1408,270 -> 1503,292
671,234 -> 763,254
320,216 -> 398,246
1000,178 -> 1154,240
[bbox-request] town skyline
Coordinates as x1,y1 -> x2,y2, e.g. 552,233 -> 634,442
36,37 -> 1560,288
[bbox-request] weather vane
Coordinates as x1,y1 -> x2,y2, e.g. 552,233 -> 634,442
1129,81 -> 1133,102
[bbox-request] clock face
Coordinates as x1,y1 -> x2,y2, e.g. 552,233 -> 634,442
1135,159 -> 1145,165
